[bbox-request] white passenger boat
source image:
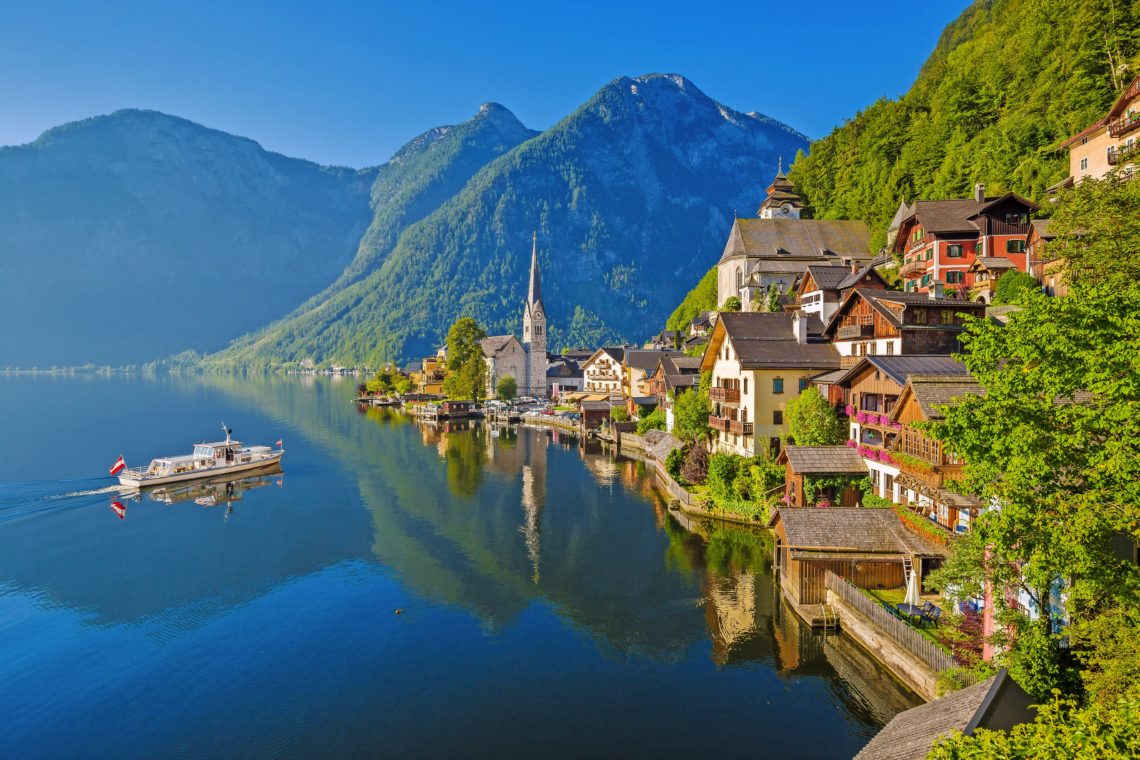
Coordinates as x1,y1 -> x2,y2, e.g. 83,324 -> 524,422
116,424 -> 284,488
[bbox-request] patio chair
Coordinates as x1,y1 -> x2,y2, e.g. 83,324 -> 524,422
920,601 -> 942,627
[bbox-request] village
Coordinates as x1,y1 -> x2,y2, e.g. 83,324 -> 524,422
347,77 -> 1140,756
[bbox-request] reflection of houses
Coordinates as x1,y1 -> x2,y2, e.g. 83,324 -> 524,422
855,670 -> 1034,760
888,376 -> 984,533
581,347 -> 625,394
777,446 -> 867,508
770,508 -> 945,623
823,289 -> 985,366
701,311 -> 839,457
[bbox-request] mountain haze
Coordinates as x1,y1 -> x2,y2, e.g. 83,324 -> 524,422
215,74 -> 809,366
0,110 -> 375,367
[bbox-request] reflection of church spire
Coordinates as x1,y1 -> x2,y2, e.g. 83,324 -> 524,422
519,432 -> 547,584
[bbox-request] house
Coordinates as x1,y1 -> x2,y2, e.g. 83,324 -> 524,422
623,349 -> 683,399
855,670 -> 1035,760
700,311 -> 840,457
1025,219 -> 1067,296
837,355 -> 971,503
581,347 -> 626,394
769,507 -> 946,612
480,335 -> 527,398
717,169 -> 872,308
1054,74 -> 1140,190
579,398 -> 619,431
644,330 -> 680,350
793,259 -> 891,323
822,288 -> 985,366
645,355 -> 701,432
409,354 -> 446,395
891,184 -> 1038,294
546,357 -> 583,399
688,311 -> 713,338
888,375 -> 985,532
776,446 -> 868,508
966,257 -> 1018,304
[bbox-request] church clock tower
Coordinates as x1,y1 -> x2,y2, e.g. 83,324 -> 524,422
757,158 -> 806,219
522,232 -> 548,397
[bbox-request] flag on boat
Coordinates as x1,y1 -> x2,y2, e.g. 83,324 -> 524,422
276,439 -> 284,448
110,501 -> 126,520
109,455 -> 126,476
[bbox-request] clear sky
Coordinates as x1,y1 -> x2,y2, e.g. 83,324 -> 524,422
1,0 -> 971,168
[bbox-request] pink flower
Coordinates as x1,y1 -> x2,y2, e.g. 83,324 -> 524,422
856,412 -> 869,423
845,404 -> 855,416
845,439 -> 856,448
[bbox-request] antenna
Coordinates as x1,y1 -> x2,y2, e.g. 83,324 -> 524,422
221,422 -> 232,444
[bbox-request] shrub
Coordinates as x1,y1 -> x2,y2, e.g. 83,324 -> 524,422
994,271 -> 1039,304
707,453 -> 743,504
665,447 -> 685,482
610,406 -> 629,423
681,443 -> 709,485
636,407 -> 666,434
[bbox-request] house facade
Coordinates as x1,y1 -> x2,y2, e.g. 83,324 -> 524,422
891,185 -> 1037,294
623,349 -> 683,399
581,347 -> 625,395
1056,75 -> 1140,188
793,260 -> 890,323
646,355 -> 701,432
700,311 -> 840,457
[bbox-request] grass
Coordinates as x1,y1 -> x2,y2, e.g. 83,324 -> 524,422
863,587 -> 952,652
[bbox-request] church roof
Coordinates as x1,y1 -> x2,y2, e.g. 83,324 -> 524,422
719,218 -> 872,264
480,335 -> 524,358
527,232 -> 543,307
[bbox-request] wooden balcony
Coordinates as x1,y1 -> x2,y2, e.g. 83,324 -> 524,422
727,419 -> 754,435
708,415 -> 730,432
1108,113 -> 1140,138
899,260 -> 927,278
1108,143 -> 1138,166
837,323 -> 875,340
709,386 -> 740,403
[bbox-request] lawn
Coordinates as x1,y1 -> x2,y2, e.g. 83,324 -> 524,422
863,587 -> 952,651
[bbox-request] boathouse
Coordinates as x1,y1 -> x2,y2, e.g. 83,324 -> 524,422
776,445 -> 868,507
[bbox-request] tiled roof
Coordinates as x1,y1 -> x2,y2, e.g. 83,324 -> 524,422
626,349 -> 683,372
855,671 -> 1035,760
907,376 -> 985,420
1030,218 -> 1055,239
480,335 -> 523,358
664,373 -> 700,392
909,198 -> 988,234
717,312 -> 840,370
804,264 -> 854,291
661,356 -> 701,374
972,256 -> 1016,270
770,508 -> 945,557
720,218 -> 872,264
782,445 -> 869,474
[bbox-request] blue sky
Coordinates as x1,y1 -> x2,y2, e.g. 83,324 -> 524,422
1,0 -> 970,167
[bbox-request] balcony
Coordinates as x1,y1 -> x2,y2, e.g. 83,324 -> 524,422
727,419 -> 754,435
1107,112 -> 1140,139
899,259 -> 927,278
837,323 -> 875,340
1108,142 -> 1138,166
708,415 -> 730,432
709,386 -> 740,403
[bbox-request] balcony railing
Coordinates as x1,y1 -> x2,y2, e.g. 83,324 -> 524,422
708,415 -> 730,432
837,324 -> 875,340
709,386 -> 740,403
899,260 -> 927,278
727,419 -> 754,435
1108,143 -> 1138,166
1107,112 -> 1140,138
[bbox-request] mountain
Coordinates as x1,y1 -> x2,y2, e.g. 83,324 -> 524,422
0,110 -> 375,367
213,74 -> 809,367
788,0 -> 1140,249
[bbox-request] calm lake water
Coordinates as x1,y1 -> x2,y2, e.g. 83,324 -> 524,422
0,374 -> 918,758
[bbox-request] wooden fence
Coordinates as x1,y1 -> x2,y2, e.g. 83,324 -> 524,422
824,570 -> 973,681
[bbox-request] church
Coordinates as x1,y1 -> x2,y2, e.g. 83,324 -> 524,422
480,233 -> 550,398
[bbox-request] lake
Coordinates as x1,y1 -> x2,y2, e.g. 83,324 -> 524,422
0,374 -> 918,758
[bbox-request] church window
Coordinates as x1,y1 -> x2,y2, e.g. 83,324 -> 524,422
736,267 -> 743,290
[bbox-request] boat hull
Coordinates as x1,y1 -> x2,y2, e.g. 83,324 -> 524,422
118,451 -> 285,488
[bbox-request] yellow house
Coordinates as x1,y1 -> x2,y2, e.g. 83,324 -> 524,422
1056,75 -> 1140,189
410,354 -> 446,395
700,312 -> 840,457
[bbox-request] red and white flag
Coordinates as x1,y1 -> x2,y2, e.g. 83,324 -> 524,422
276,439 -> 284,448
110,501 -> 126,520
109,455 -> 126,476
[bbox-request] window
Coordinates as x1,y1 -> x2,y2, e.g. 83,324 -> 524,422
947,244 -> 963,258
772,377 -> 784,394
946,270 -> 964,284
869,342 -> 876,355
913,308 -> 928,325
1007,239 -> 1026,253
798,378 -> 808,392
886,341 -> 895,355
735,267 -> 743,290
921,273 -> 933,287
769,437 -> 781,456
773,410 -> 783,425
941,309 -> 955,324
1080,157 -> 1089,171
743,378 -> 748,394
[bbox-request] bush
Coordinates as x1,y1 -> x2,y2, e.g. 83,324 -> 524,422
495,375 -> 517,400
636,407 -> 666,434
721,296 -> 742,311
681,444 -> 709,485
707,453 -> 743,505
610,406 -> 629,423
994,271 -> 1039,304
665,447 -> 685,482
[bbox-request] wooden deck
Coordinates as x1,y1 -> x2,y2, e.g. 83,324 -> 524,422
787,601 -> 840,629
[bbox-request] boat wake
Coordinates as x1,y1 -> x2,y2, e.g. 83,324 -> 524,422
0,478 -> 129,523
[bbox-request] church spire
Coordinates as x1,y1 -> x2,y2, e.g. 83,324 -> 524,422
527,230 -> 542,306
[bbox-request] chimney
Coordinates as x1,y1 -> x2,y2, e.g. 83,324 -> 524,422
929,282 -> 945,300
793,311 -> 808,344
850,260 -> 860,275
974,183 -> 985,203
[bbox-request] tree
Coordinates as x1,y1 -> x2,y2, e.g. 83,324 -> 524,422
495,375 -> 517,400
673,386 -> 711,444
993,271 -> 1039,304
609,406 -> 629,423
1050,172 -> 1140,293
681,443 -> 709,485
445,317 -> 486,372
721,296 -> 742,312
443,355 -> 487,401
785,387 -> 845,446
636,407 -> 666,434
392,375 -> 413,395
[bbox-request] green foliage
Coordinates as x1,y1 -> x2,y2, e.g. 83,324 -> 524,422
928,694 -> 1140,759
495,374 -> 517,400
788,0 -> 1140,249
636,407 -> 666,434
609,406 -> 630,423
392,375 -> 413,395
785,387 -> 846,446
672,386 -> 711,444
665,447 -> 686,482
721,296 -> 742,312
445,317 -> 487,372
802,474 -> 865,507
442,355 -> 487,401
706,453 -> 744,505
993,271 -> 1040,304
1050,172 -> 1140,293
666,266 -> 718,332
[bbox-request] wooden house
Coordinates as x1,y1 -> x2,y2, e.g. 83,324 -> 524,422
440,400 -> 476,418
776,446 -> 867,508
966,257 -> 1017,304
793,259 -> 890,324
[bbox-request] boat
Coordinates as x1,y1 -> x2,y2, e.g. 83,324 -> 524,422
116,423 -> 284,488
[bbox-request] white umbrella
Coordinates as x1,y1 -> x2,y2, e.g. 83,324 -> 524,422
903,566 -> 921,606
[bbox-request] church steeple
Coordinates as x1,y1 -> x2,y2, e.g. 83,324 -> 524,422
758,160 -> 805,219
527,230 -> 543,308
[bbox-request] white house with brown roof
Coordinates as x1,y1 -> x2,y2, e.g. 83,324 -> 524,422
795,259 -> 890,323
700,311 -> 840,457
581,347 -> 626,395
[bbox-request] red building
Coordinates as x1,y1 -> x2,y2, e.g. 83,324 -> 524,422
891,184 -> 1037,295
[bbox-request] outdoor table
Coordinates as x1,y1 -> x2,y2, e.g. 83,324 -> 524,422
896,603 -> 924,624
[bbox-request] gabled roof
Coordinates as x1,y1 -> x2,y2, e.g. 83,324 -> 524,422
855,670 -> 1035,760
779,445 -> 869,474
1028,219 -> 1055,240
664,373 -> 700,393
702,312 -> 839,371
968,257 -> 1017,272
836,355 -> 970,389
891,375 -> 985,422
583,346 -> 626,367
1059,75 -> 1140,147
653,355 -> 701,378
887,200 -> 913,232
719,218 -> 872,264
546,360 -> 582,378
802,264 -> 853,291
966,193 -> 1039,219
767,507 -> 945,557
480,335 -> 524,358
823,289 -> 985,337
625,349 -> 683,372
